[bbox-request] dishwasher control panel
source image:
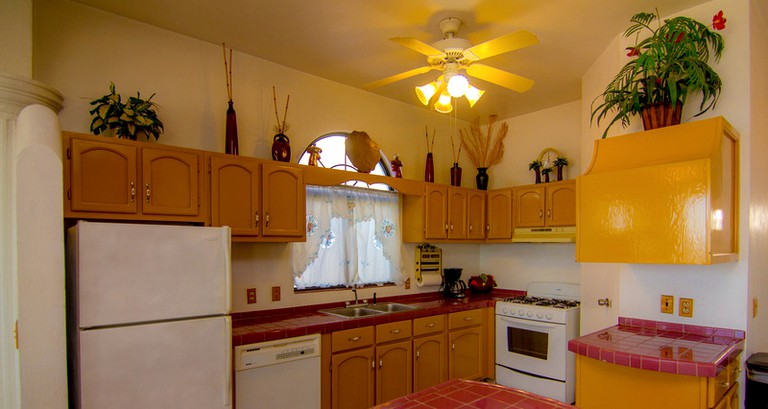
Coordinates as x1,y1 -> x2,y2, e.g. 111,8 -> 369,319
234,333 -> 321,371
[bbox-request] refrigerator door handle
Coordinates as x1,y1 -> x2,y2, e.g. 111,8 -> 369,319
225,316 -> 232,407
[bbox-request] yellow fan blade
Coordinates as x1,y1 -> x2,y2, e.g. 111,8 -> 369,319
363,66 -> 435,89
466,64 -> 534,93
390,37 -> 444,57
464,30 -> 538,61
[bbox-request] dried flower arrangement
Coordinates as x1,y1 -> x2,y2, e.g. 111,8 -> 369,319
459,115 -> 508,169
272,86 -> 290,134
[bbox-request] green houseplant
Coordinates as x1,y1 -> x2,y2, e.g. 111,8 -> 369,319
89,82 -> 164,141
591,9 -> 726,138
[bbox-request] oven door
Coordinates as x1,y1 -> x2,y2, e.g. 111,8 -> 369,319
495,314 -> 567,381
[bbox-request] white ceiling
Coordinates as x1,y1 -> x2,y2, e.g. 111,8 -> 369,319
70,0 -> 707,121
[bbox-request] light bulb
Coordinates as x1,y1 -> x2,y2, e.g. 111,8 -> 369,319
415,82 -> 438,105
464,85 -> 485,107
447,74 -> 469,97
434,92 -> 453,113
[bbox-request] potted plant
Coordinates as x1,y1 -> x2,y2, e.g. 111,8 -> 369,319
541,167 -> 553,183
554,156 -> 569,181
528,160 -> 542,184
591,9 -> 726,138
89,82 -> 164,140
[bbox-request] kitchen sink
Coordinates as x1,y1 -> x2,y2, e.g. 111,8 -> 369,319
319,302 -> 419,318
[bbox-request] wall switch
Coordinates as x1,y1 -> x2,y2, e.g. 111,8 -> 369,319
271,286 -> 281,302
661,295 -> 674,314
247,288 -> 257,304
679,298 -> 694,318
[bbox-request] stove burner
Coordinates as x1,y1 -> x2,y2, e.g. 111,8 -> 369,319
503,296 -> 580,309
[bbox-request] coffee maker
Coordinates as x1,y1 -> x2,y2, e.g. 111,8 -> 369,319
440,268 -> 467,298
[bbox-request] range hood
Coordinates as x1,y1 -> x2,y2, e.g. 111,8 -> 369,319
512,226 -> 576,243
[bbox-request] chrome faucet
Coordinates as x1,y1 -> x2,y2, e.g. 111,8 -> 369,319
352,288 -> 358,305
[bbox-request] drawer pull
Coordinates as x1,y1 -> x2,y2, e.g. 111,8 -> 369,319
719,381 -> 730,390
426,323 -> 435,328
390,329 -> 401,334
463,317 -> 473,321
348,336 -> 361,342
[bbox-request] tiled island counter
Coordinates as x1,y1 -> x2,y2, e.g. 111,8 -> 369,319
568,317 -> 744,409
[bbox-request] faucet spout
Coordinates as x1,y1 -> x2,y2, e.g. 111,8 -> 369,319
352,288 -> 358,305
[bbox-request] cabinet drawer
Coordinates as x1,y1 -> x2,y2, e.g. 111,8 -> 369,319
376,320 -> 412,344
413,315 -> 445,336
707,359 -> 740,407
332,326 -> 374,353
448,309 -> 484,330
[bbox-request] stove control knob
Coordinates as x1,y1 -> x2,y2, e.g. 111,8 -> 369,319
526,311 -> 534,317
546,313 -> 553,320
518,309 -> 525,316
536,312 -> 544,319
502,307 -> 509,314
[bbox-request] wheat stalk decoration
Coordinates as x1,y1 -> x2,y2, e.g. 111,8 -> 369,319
459,115 -> 508,168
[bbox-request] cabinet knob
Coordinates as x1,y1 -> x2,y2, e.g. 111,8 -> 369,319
265,212 -> 270,227
539,209 -> 543,220
378,357 -> 383,368
416,349 -> 420,360
547,208 -> 552,219
130,182 -> 136,202
145,183 -> 151,203
469,225 -> 473,232
254,212 -> 260,227
451,343 -> 455,351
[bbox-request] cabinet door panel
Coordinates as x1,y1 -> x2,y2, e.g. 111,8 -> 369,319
424,185 -> 448,239
515,186 -> 545,227
486,189 -> 512,239
376,341 -> 412,404
413,333 -> 447,392
210,156 -> 260,236
141,148 -> 200,216
547,181 -> 576,226
262,163 -> 305,237
70,139 -> 138,213
447,188 -> 467,239
332,347 -> 375,409
467,191 -> 486,239
449,327 -> 483,380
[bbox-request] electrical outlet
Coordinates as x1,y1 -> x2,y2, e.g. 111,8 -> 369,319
679,298 -> 694,318
661,295 -> 674,314
271,286 -> 281,302
404,278 -> 411,290
247,288 -> 257,304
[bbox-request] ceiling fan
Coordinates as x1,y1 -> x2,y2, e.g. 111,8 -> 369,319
364,17 -> 539,109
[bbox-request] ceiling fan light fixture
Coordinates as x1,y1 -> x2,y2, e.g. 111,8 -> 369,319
415,82 -> 438,105
434,92 -> 453,113
465,85 -> 485,107
447,74 -> 469,97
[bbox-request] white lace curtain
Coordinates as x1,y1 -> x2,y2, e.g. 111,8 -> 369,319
292,185 -> 403,289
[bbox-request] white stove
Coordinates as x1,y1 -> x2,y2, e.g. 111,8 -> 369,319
495,282 -> 580,404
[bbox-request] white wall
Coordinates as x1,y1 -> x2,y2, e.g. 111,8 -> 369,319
580,0 -> 752,331
0,1 -> 33,77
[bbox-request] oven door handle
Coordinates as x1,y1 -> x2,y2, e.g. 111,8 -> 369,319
497,315 -> 562,330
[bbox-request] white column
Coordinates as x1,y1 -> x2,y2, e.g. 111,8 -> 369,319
0,71 -> 64,409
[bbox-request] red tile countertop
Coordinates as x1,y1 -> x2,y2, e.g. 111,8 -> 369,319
372,379 -> 576,409
568,317 -> 745,377
231,289 -> 523,347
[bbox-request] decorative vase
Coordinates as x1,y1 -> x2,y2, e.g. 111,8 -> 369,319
271,133 -> 291,162
556,166 -> 564,181
641,102 -> 683,131
475,167 -> 489,190
543,172 -> 550,183
534,169 -> 541,184
450,163 -> 462,186
424,152 -> 434,183
225,101 -> 239,155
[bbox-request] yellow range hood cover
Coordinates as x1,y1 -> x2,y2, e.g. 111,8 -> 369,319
577,117 -> 739,265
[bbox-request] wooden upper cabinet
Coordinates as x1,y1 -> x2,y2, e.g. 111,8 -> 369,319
210,154 -> 261,236
69,138 -> 138,214
141,147 -> 201,216
514,181 -> 575,228
466,190 -> 486,240
424,184 -> 448,239
486,189 -> 512,239
447,188 -> 468,239
262,162 -> 305,237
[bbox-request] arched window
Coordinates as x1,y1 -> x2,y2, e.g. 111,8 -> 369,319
297,133 -> 392,190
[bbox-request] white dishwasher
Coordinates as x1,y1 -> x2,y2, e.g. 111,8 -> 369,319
234,333 -> 321,409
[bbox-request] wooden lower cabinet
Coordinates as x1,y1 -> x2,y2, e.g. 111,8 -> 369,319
413,333 -> 447,391
331,346 -> 375,409
448,309 -> 485,380
575,355 -> 741,409
376,340 -> 412,404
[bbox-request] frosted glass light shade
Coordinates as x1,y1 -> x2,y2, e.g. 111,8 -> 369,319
415,82 -> 438,105
447,75 -> 469,97
464,85 -> 485,107
434,92 -> 453,113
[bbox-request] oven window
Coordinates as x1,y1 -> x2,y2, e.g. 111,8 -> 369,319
507,327 -> 548,360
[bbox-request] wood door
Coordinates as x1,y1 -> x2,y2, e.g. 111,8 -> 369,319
69,138 -> 138,214
514,186 -> 545,227
466,190 -> 486,240
331,347 -> 375,409
210,155 -> 260,236
547,180 -> 576,226
413,333 -> 447,392
262,163 -> 305,237
423,184 -> 448,239
486,189 -> 512,239
141,147 -> 200,216
449,327 -> 483,380
447,188 -> 467,239
375,340 -> 412,404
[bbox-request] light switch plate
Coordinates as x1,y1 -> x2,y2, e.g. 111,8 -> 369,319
661,295 -> 674,314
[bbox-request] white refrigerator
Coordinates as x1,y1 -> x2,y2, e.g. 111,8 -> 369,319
67,221 -> 232,409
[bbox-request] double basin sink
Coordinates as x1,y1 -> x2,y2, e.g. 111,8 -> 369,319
320,302 -> 418,318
